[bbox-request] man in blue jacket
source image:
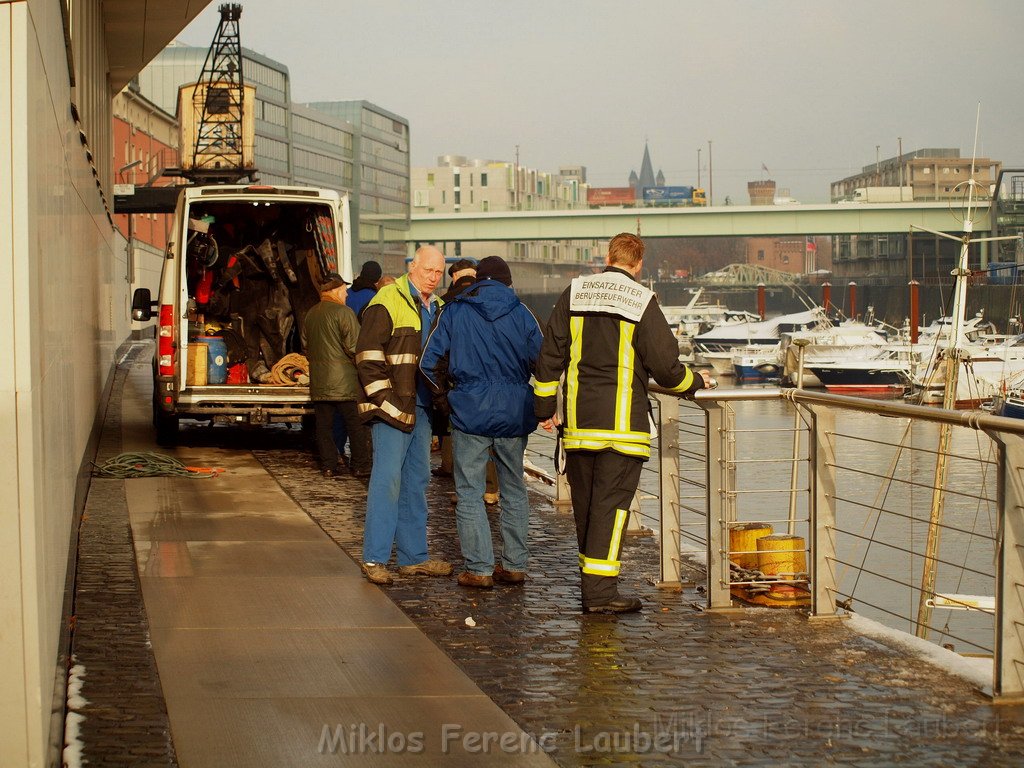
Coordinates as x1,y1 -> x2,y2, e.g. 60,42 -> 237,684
421,256 -> 543,588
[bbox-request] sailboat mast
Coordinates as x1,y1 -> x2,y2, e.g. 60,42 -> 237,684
915,111 -> 980,638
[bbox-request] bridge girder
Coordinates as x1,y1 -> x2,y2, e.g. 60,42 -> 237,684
406,202 -> 991,243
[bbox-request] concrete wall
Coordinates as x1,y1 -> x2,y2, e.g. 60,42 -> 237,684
0,1 -> 130,764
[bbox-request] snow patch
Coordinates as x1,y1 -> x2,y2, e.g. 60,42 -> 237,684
63,661 -> 89,767
846,613 -> 992,694
63,711 -> 86,768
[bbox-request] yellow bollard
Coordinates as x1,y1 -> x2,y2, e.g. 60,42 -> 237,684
729,523 -> 773,568
756,534 -> 807,576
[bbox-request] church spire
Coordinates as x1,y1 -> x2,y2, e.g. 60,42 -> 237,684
636,141 -> 657,192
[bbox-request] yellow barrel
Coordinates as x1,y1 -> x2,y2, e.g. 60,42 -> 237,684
729,523 -> 773,568
756,534 -> 807,576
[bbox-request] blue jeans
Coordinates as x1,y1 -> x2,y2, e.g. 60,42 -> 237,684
362,408 -> 432,566
451,430 -> 530,575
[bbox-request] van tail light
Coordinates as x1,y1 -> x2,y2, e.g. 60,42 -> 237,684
158,304 -> 176,375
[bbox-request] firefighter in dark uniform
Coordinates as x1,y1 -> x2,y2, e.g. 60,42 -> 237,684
534,233 -> 709,614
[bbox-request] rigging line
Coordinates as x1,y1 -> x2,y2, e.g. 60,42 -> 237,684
840,420 -> 913,600
832,432 -> 997,466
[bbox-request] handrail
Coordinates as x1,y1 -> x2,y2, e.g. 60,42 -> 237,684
645,383 -> 1024,701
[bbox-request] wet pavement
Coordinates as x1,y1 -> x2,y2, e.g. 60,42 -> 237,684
69,348 -> 1024,766
258,446 -> 1024,766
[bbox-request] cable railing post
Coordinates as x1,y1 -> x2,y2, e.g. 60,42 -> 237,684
702,398 -> 736,611
654,393 -> 681,587
986,429 -> 1024,700
805,402 -> 839,619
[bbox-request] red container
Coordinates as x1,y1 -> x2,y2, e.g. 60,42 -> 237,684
226,362 -> 249,385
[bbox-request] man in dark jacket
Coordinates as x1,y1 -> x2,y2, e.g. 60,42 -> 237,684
433,258 -> 476,478
421,256 -> 543,588
345,260 -> 383,319
534,233 -> 708,613
304,273 -> 371,478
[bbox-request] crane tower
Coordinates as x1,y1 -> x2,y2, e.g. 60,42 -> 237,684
179,3 -> 256,183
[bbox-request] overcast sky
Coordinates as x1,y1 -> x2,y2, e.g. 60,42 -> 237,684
179,0 -> 1024,204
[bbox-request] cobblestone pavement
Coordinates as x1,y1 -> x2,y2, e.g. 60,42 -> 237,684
255,441 -> 1024,768
70,346 -> 178,767
71,352 -> 1024,767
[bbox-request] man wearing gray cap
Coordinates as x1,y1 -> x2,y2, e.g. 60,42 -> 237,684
421,256 -> 542,588
305,273 -> 371,478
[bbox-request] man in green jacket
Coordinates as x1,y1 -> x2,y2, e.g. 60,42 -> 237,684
305,273 -> 371,478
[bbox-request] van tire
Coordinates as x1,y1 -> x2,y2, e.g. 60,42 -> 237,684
154,409 -> 180,447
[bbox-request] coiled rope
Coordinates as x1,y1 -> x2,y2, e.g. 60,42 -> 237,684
92,452 -> 224,479
267,353 -> 310,386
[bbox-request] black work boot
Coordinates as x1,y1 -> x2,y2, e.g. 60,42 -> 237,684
583,595 -> 643,614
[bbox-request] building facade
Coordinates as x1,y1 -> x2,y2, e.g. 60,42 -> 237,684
305,101 -> 410,274
411,155 -> 597,292
830,148 -> 1000,203
829,148 -> 1001,282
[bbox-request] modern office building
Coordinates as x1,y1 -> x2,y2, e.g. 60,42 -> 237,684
304,101 -> 410,274
137,46 -> 406,271
411,155 -> 597,292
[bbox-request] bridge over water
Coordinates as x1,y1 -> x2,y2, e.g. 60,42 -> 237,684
406,201 -> 992,243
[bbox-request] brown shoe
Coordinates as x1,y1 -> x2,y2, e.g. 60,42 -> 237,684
361,562 -> 393,585
493,564 -> 526,584
483,492 -> 500,506
397,558 -> 454,577
457,571 -> 494,589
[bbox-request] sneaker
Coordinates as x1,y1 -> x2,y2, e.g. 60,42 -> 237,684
351,467 -> 372,479
483,492 -> 500,506
397,558 -> 453,577
361,562 -> 393,585
322,467 -> 342,479
493,563 -> 526,584
457,571 -> 494,589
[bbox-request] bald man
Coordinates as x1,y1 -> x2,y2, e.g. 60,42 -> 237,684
355,246 -> 453,585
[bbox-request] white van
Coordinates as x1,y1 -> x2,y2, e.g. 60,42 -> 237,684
132,184 -> 353,445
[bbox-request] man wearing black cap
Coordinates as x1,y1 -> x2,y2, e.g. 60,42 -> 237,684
305,273 -> 372,478
442,258 -> 477,303
346,260 -> 384,319
421,255 -> 542,588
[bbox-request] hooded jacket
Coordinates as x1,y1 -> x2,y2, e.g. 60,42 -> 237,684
421,279 -> 542,438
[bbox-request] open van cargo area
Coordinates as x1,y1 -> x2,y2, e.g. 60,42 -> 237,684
140,185 -> 352,444
181,198 -> 341,389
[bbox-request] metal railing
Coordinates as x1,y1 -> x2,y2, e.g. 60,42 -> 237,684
526,386 -> 1024,701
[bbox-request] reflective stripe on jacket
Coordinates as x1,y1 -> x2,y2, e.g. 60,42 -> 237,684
355,274 -> 442,431
533,267 -> 702,458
